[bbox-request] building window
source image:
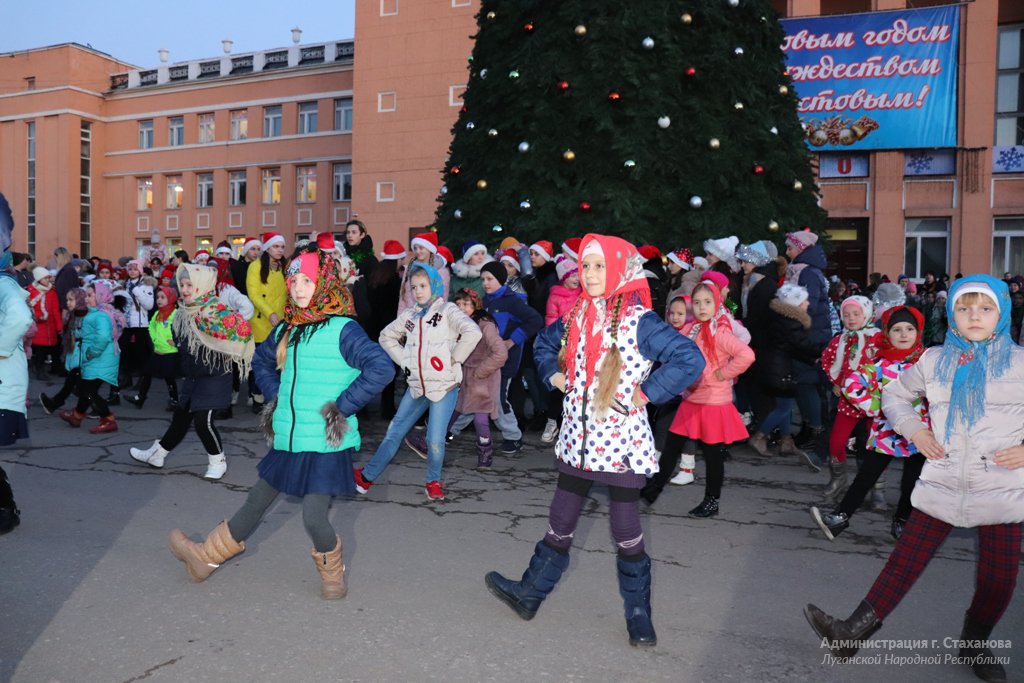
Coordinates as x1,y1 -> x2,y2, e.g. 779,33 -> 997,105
229,171 -> 247,206
80,122 -> 92,257
198,113 -> 215,144
26,121 -> 36,256
262,168 -> 281,205
904,218 -> 949,281
138,119 -> 154,149
449,85 -> 466,107
333,163 -> 352,201
377,92 -> 397,113
298,102 -> 318,134
167,175 -> 184,209
992,218 -> 1024,277
137,178 -> 153,210
334,98 -> 353,131
196,173 -> 214,208
168,116 -> 184,146
376,181 -> 395,203
296,166 -> 317,203
380,0 -> 398,16
263,105 -> 282,137
996,25 -> 1024,147
230,110 -> 248,141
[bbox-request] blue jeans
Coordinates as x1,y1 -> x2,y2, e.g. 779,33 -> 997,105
362,387 -> 459,484
757,397 -> 795,436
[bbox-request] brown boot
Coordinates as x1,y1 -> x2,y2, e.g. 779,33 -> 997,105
59,409 -> 86,428
168,521 -> 245,582
748,431 -> 772,457
89,415 -> 118,434
311,535 -> 346,600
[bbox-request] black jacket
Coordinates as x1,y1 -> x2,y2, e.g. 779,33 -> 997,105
756,299 -> 821,397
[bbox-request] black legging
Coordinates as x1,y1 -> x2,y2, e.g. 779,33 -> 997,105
31,345 -> 61,374
837,450 -> 925,522
228,479 -> 336,552
75,378 -> 111,418
645,433 -> 727,500
50,368 -> 81,406
159,407 -> 222,455
136,375 -> 179,403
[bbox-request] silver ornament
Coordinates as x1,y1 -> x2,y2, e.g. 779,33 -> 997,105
728,0 -> 739,6
734,102 -> 744,110
519,200 -> 531,211
657,116 -> 671,129
642,37 -> 655,50
623,159 -> 636,168
487,128 -> 498,138
466,121 -> 475,130
770,126 -> 778,134
509,69 -> 520,79
479,68 -> 488,79
492,224 -> 503,232
518,141 -> 530,153
734,47 -> 744,56
440,185 -> 447,195
454,209 -> 463,220
689,196 -> 703,209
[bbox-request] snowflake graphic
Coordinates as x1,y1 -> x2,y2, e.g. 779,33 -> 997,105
907,153 -> 933,173
997,147 -> 1024,170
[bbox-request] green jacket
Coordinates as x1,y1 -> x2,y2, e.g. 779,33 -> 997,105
148,310 -> 178,355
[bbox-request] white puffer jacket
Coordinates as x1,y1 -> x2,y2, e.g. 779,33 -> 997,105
882,345 -> 1024,527
121,276 -> 155,328
218,283 -> 255,320
379,298 -> 482,401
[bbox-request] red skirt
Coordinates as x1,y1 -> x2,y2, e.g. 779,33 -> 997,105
670,401 -> 748,445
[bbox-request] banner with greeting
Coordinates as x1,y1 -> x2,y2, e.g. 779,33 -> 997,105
781,5 -> 960,151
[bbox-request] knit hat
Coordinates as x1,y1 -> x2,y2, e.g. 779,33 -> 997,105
785,229 -> 819,252
693,256 -> 710,270
127,258 -> 146,272
776,283 -> 809,307
667,247 -> 693,271
638,245 -> 662,261
529,241 -> 554,262
872,283 -> 906,321
499,236 -> 521,251
461,240 -> 487,263
555,254 -> 578,282
32,266 -> 51,282
500,248 -> 520,271
481,260 -> 508,285
703,235 -> 739,263
261,232 -> 286,252
736,241 -> 772,267
380,240 -> 406,260
951,282 -> 1000,313
437,245 -> 455,266
701,270 -> 730,292
758,240 -> 780,261
215,240 -> 233,257
411,231 -> 438,254
242,236 -> 261,254
562,237 -> 582,261
194,250 -> 211,263
886,306 -> 921,332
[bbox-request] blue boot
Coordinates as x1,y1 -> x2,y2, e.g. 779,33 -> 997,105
485,541 -> 569,621
617,553 -> 657,647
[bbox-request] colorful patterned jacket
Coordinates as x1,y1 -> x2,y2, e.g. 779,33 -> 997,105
842,356 -> 929,457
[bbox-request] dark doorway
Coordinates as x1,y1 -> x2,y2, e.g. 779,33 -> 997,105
824,217 -> 869,286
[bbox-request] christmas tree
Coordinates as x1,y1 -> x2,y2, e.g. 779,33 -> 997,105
434,0 -> 826,250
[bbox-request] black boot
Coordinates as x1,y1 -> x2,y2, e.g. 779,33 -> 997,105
794,422 -> 813,449
959,613 -> 1007,682
0,468 -> 19,535
617,554 -> 657,647
810,506 -> 849,541
823,458 -> 848,500
485,541 -> 569,621
890,517 -> 906,541
804,600 -> 882,659
125,393 -> 146,409
689,495 -> 719,518
39,392 -> 59,415
106,388 -> 121,406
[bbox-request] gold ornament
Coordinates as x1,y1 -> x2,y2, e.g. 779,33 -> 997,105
486,11 -> 496,20
574,25 -> 587,36
708,138 -> 721,150
476,180 -> 488,190
734,102 -> 744,111
792,180 -> 803,191
563,149 -> 576,161
768,220 -> 780,232
681,13 -> 693,25
778,85 -> 789,95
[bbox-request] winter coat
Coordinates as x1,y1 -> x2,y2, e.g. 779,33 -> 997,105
844,357 -> 927,457
399,257 -> 450,314
0,275 -> 34,413
252,316 -> 393,453
174,329 -> 232,412
449,258 -> 490,301
455,317 -> 508,417
744,262 -> 780,351
230,257 -> 255,296
882,346 -> 1024,527
822,328 -> 882,418
484,285 -> 544,377
246,260 -> 288,343
121,276 -> 155,328
379,298 -> 482,401
681,326 -> 754,405
218,283 -> 255,320
535,305 -> 706,476
643,259 -> 668,319
756,300 -> 822,397
71,308 -> 119,385
27,285 -> 62,347
365,271 -> 401,343
523,261 -> 558,317
785,245 -> 831,348
54,263 -> 79,310
545,284 -> 581,326
677,268 -> 704,297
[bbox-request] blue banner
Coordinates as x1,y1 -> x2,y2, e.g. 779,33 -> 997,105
781,6 -> 960,151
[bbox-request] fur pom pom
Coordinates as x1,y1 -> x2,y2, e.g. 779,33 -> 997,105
321,401 -> 349,448
259,397 -> 278,445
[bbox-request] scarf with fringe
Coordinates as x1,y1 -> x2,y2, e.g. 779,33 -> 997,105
173,263 -> 254,378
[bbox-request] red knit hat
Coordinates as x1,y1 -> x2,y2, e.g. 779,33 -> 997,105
638,245 -> 662,261
410,231 -> 439,254
261,232 -> 286,251
701,270 -> 730,292
380,240 -> 407,260
562,237 -> 582,261
436,245 -> 455,266
529,240 -> 554,262
500,248 -> 520,271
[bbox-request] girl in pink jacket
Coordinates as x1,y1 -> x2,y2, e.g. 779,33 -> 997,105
642,281 -> 754,515
544,255 -> 581,326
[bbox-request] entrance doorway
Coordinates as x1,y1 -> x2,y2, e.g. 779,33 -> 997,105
824,218 -> 869,286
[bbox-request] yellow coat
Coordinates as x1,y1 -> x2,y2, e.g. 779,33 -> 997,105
246,259 -> 287,343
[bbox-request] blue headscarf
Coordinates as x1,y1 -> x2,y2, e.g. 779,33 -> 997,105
934,274 -> 1013,439
409,262 -> 444,317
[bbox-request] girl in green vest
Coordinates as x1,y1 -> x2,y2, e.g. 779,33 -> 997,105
125,287 -> 180,409
167,249 -> 393,600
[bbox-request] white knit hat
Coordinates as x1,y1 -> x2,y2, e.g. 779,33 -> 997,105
32,266 -> 51,283
776,283 -> 809,307
703,235 -> 739,263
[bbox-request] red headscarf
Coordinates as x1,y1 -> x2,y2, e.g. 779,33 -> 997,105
564,234 -> 651,382
155,286 -> 178,322
213,258 -> 236,291
877,305 -> 925,363
681,281 -> 723,368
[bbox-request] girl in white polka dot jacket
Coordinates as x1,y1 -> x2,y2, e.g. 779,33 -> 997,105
485,233 -> 705,648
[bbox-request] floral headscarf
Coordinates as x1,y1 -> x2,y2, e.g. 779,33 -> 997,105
409,262 -> 444,317
284,250 -> 355,326
91,281 -> 125,346
173,263 -> 254,377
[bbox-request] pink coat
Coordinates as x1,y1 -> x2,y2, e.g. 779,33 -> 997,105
545,284 -> 581,326
680,326 -> 754,405
454,317 -> 508,417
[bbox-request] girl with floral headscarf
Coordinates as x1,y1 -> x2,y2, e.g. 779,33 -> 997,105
129,264 -> 254,480
807,275 -> 1024,683
167,249 -> 393,600
486,234 -> 705,648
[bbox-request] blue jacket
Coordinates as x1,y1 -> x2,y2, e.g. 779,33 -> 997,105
484,285 -> 544,377
792,245 -> 831,348
74,308 -> 119,385
0,275 -> 33,413
534,309 -> 706,405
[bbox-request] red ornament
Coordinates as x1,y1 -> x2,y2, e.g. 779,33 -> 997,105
685,66 -> 697,77
607,91 -> 621,102
557,80 -> 570,92
753,164 -> 765,175
451,166 -> 461,175
579,201 -> 592,212
524,21 -> 535,32
459,105 -> 468,114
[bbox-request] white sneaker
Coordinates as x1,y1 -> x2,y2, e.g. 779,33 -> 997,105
540,419 -> 558,444
231,391 -> 239,406
741,411 -> 753,426
669,454 -> 696,486
130,440 -> 168,468
204,453 -> 227,480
